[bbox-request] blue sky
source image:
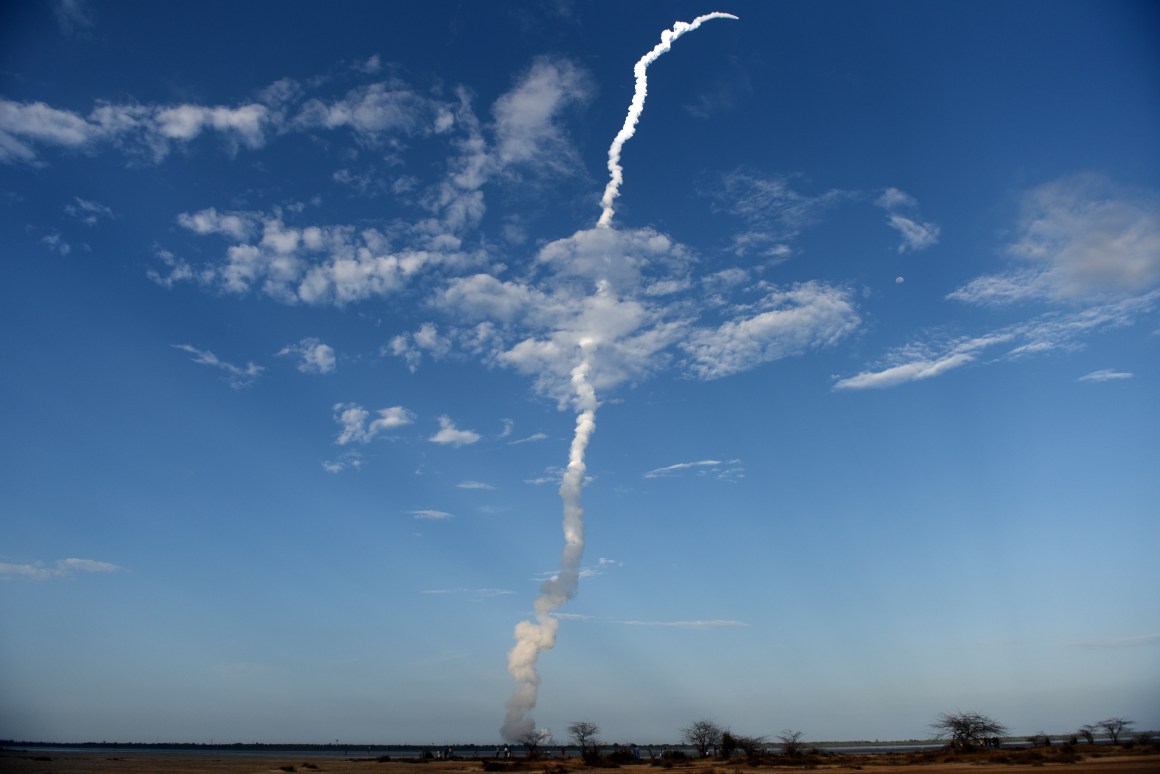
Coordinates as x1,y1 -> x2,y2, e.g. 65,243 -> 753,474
2,0 -> 1158,746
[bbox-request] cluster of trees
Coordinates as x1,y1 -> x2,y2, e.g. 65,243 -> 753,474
1079,718 -> 1135,746
516,712 -> 1142,763
680,720 -> 804,759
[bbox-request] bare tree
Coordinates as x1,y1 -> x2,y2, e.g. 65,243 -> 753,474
681,720 -> 723,757
1078,725 -> 1097,745
568,721 -> 600,762
735,734 -> 768,758
521,729 -> 550,760
1098,718 -> 1134,746
777,729 -> 804,757
930,712 -> 1008,751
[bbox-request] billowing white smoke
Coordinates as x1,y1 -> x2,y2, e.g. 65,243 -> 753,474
502,341 -> 597,741
502,13 -> 738,742
597,12 -> 739,228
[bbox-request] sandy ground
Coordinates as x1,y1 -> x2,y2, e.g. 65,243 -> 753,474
2,752 -> 1158,774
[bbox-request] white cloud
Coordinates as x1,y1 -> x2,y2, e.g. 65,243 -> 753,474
0,99 -> 98,163
644,459 -> 724,478
875,187 -> 940,252
172,344 -> 263,389
681,282 -> 860,379
0,557 -> 122,580
713,170 -> 851,240
949,175 -> 1160,305
835,351 -> 978,391
836,291 -> 1159,390
41,232 -> 72,255
886,214 -> 940,253
429,415 -> 481,446
155,104 -> 269,148
65,197 -> 114,225
457,480 -> 496,489
322,450 -> 363,474
509,432 -> 549,445
387,322 -> 452,372
410,509 -> 453,520
333,403 -> 415,445
278,337 -> 336,374
147,249 -> 195,288
294,81 -> 446,139
875,187 -> 917,210
618,619 -> 749,629
648,459 -> 743,482
1077,369 -> 1133,383
177,208 -> 255,241
492,57 -> 591,174
53,0 -> 95,34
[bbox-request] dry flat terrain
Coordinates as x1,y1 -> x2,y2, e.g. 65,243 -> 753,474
2,749 -> 1158,774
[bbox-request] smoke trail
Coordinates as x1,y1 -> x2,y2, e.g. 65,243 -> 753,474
502,340 -> 597,742
597,11 -> 739,228
503,13 -> 738,742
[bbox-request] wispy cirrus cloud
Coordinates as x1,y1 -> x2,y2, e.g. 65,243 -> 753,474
322,450 -> 363,474
0,557 -> 123,580
421,587 -> 514,599
618,619 -> 749,629
509,432 -> 549,445
456,480 -> 496,490
410,509 -> 453,520
875,187 -> 940,253
1071,632 -> 1160,648
52,0 -> 95,35
644,459 -> 744,481
64,197 -> 114,226
172,344 -> 263,389
1077,369 -> 1133,383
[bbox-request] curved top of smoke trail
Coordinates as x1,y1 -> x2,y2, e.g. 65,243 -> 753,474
596,12 -> 739,229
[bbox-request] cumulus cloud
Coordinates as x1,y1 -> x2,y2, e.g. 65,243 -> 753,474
949,175 -> 1160,305
387,323 -> 452,372
172,344 -> 263,388
429,416 -> 481,446
1,557 -> 122,580
334,403 -> 415,445
0,99 -> 97,163
0,97 -> 275,164
278,337 -> 336,374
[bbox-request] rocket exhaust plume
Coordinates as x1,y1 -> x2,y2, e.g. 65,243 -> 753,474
597,12 -> 739,229
502,341 -> 597,741
502,13 -> 738,742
